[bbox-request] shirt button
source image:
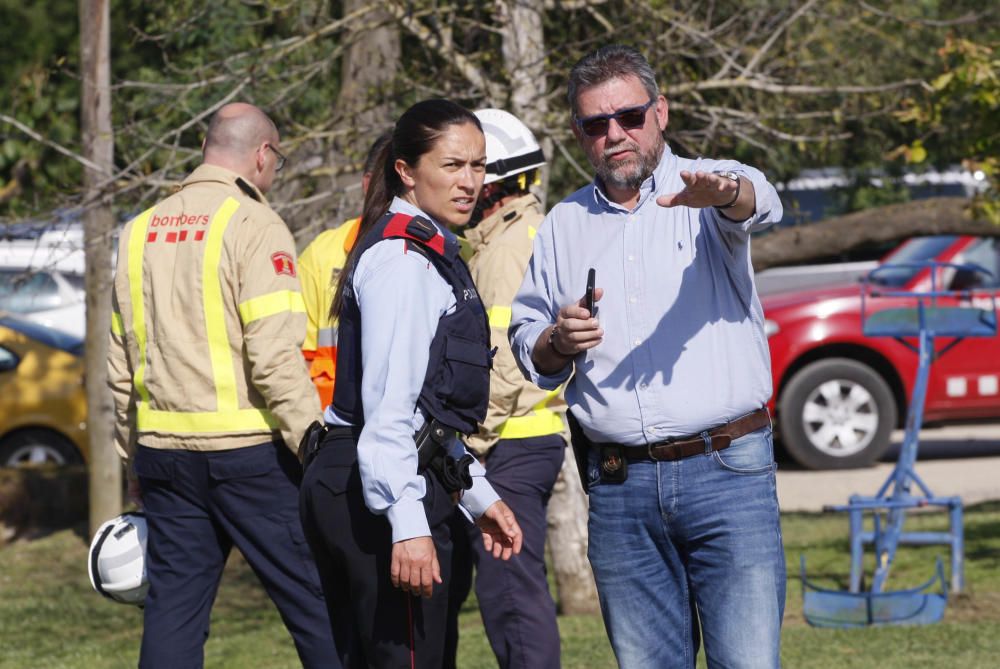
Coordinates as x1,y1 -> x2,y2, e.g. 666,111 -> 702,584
633,339 -> 642,346
629,296 -> 637,304
627,255 -> 635,261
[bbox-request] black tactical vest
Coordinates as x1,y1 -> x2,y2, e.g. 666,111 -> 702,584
330,211 -> 491,434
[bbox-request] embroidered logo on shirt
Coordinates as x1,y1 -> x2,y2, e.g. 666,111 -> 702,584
271,252 -> 296,277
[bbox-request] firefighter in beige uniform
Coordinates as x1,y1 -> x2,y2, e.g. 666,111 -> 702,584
107,102 -> 338,669
445,109 -> 565,669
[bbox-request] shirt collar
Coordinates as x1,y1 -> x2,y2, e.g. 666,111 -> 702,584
181,164 -> 270,206
590,144 -> 676,214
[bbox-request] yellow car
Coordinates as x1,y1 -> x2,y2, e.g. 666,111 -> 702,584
0,315 -> 87,466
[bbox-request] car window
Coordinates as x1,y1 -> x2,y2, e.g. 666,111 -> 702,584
0,345 -> 17,372
0,270 -> 62,313
63,273 -> 85,293
950,238 -> 1000,290
874,236 -> 958,287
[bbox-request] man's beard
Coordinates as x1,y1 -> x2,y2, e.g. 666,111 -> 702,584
593,135 -> 664,192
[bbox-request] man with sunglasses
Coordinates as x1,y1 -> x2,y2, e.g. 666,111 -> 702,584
109,102 -> 337,667
509,45 -> 785,668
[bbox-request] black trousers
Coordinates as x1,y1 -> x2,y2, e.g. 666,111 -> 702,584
300,432 -> 456,669
134,442 -> 337,669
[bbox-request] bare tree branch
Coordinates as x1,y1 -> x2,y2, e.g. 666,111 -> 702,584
0,114 -> 109,175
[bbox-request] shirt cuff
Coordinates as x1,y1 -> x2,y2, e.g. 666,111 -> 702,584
513,321 -> 574,390
460,474 -> 501,519
386,496 -> 431,543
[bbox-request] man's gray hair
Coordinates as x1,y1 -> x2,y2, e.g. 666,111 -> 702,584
567,45 -> 660,116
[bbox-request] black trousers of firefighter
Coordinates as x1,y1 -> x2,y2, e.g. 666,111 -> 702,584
299,430 -> 455,669
134,441 -> 337,669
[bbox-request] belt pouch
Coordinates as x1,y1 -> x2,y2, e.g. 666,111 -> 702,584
599,444 -> 628,484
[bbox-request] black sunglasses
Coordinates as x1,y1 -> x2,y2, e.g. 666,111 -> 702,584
267,144 -> 287,171
575,99 -> 656,137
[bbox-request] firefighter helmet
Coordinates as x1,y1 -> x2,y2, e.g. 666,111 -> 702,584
88,511 -> 149,606
474,109 -> 546,185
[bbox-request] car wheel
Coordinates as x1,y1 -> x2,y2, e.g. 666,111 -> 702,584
778,358 -> 897,469
0,429 -> 83,467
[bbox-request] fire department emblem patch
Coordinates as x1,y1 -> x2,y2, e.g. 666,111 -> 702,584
271,251 -> 296,277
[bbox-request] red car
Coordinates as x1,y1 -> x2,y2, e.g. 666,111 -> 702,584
763,235 -> 1000,469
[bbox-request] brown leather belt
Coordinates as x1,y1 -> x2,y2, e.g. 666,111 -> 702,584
611,408 -> 771,463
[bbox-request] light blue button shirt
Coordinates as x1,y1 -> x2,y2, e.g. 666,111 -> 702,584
509,147 -> 781,445
325,197 -> 500,543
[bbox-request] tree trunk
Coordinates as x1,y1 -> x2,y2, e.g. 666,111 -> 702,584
753,197 -> 999,270
80,0 -> 120,535
546,442 -> 600,614
334,0 -> 399,215
498,0 -> 553,209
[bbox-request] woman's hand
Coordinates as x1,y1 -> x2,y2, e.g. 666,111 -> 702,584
476,500 -> 523,560
390,536 -> 441,598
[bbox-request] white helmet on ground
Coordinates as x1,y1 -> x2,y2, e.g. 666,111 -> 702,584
474,109 -> 546,185
88,511 -> 149,606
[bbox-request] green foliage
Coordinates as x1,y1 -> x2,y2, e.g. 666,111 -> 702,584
2,1 -> 998,223
894,34 -> 1000,222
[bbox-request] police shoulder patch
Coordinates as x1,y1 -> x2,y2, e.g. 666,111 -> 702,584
383,213 -> 445,256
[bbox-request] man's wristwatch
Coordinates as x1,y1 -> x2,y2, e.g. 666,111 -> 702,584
713,170 -> 741,209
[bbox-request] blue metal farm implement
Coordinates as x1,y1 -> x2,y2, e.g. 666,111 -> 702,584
801,261 -> 996,628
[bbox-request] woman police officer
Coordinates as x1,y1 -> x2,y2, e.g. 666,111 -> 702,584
299,99 -> 523,669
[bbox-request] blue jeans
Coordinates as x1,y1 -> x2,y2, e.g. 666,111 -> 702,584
587,427 -> 785,669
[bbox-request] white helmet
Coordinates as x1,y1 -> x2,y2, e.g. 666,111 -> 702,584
88,511 -> 149,606
474,109 -> 546,185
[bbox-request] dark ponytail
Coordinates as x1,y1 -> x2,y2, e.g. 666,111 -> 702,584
330,99 -> 482,318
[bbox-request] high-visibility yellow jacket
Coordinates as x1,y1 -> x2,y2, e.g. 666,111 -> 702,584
462,194 -> 568,455
298,217 -> 360,407
108,164 -> 321,459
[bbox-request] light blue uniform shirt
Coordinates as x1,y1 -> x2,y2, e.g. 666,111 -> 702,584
325,197 -> 500,543
509,147 -> 782,445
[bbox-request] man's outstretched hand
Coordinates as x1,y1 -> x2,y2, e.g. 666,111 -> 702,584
657,170 -> 738,209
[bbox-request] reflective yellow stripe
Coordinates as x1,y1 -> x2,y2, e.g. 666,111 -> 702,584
127,207 -> 156,405
497,409 -> 565,439
487,305 -> 512,329
111,311 -> 125,336
497,389 -> 565,439
137,405 -> 278,433
317,326 -> 338,348
239,290 -> 305,325
203,198 -> 242,412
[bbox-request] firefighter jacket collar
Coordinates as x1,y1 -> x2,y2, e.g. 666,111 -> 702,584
181,164 -> 271,206
464,194 -> 542,252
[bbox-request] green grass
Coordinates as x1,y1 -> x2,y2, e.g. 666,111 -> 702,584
2,503 -> 999,668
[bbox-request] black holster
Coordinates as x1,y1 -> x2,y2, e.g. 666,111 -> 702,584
566,411 -> 592,493
298,420 -> 329,472
414,417 -> 474,495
